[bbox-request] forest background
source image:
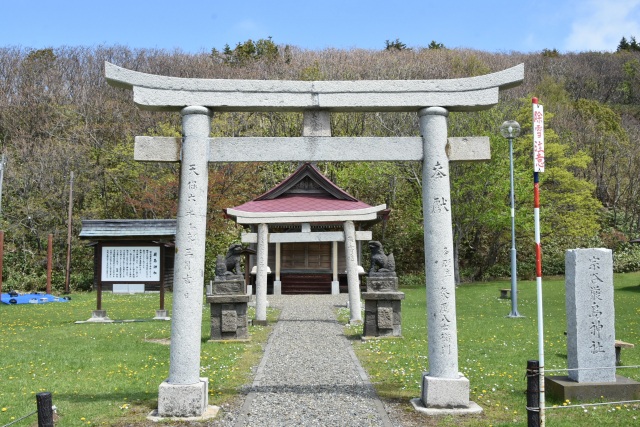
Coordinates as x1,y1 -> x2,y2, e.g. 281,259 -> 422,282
1,39 -> 640,291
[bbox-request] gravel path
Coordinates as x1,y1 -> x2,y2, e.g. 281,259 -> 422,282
231,294 -> 396,427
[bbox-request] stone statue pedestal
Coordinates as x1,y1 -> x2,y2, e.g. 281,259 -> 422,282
207,276 -> 250,341
362,274 -> 404,338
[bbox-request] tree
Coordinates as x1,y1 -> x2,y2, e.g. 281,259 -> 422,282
617,36 -> 640,52
212,37 -> 282,65
617,36 -> 630,52
385,39 -> 408,51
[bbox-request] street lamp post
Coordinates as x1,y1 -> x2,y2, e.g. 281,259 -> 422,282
500,120 -> 523,318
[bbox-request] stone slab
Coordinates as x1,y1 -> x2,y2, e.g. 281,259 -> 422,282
366,276 -> 398,292
212,280 -> 244,295
206,295 -> 252,304
85,310 -> 111,322
136,136 -> 492,163
447,137 -> 491,162
153,310 -> 170,320
208,338 -> 251,343
421,373 -> 470,408
221,310 -> 238,333
157,378 -> 208,417
377,307 -> 394,329
545,375 -> 640,402
148,405 -> 219,422
106,62 -> 524,112
411,398 -> 483,416
362,292 -> 405,301
565,248 -> 616,383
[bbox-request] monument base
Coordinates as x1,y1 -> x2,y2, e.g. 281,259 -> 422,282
157,378 -> 209,418
362,291 -> 404,338
420,373 -> 472,408
86,310 -> 111,322
207,294 -> 251,341
153,310 -> 170,320
148,405 -> 219,422
411,398 -> 483,416
545,375 -> 640,402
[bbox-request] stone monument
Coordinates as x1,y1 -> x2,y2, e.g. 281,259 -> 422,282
566,248 -> 616,383
546,248 -> 640,401
362,241 -> 404,337
207,244 -> 250,341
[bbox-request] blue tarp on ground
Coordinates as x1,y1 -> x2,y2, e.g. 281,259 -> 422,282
1,293 -> 70,305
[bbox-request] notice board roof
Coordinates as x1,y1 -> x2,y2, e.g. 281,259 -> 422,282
79,219 -> 176,241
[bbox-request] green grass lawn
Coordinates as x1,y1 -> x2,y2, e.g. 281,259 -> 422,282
343,272 -> 640,426
2,274 -> 639,427
0,292 -> 278,426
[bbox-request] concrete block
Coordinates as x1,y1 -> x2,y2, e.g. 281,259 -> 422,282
546,375 -> 640,402
87,310 -> 111,322
158,378 -> 208,417
421,373 -> 470,408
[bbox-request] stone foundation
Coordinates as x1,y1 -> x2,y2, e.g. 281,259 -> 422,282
362,292 -> 404,337
157,378 -> 208,417
87,310 -> 111,322
546,375 -> 640,402
207,276 -> 250,341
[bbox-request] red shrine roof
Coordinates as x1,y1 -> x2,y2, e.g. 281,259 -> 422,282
225,163 -> 388,224
232,194 -> 372,213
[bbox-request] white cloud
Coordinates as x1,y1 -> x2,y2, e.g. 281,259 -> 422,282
564,0 -> 640,51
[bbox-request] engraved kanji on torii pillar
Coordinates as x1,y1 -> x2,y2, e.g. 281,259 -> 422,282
105,62 -> 523,418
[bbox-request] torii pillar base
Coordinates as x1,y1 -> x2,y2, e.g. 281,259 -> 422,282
413,373 -> 482,415
157,378 -> 209,418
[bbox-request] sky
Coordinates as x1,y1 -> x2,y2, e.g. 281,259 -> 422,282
1,0 -> 640,54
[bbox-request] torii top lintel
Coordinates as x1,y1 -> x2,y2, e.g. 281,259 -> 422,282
105,62 -> 524,113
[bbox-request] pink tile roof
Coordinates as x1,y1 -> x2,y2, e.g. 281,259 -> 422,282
224,163 -> 390,222
232,194 -> 372,213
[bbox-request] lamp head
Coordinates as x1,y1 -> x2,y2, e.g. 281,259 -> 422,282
500,120 -> 521,138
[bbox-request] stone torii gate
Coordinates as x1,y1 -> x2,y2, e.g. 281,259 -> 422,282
105,62 -> 523,418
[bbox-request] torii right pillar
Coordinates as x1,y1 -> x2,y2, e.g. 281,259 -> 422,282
413,107 -> 483,414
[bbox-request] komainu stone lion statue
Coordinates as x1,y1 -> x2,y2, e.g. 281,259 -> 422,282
368,241 -> 395,275
215,243 -> 244,277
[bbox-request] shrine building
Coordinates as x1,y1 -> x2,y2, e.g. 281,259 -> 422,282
224,163 -> 389,294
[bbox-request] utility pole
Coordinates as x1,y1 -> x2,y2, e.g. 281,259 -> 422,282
0,153 -> 6,216
64,171 -> 74,294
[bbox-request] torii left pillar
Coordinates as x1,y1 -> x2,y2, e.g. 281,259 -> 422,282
157,106 -> 212,417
